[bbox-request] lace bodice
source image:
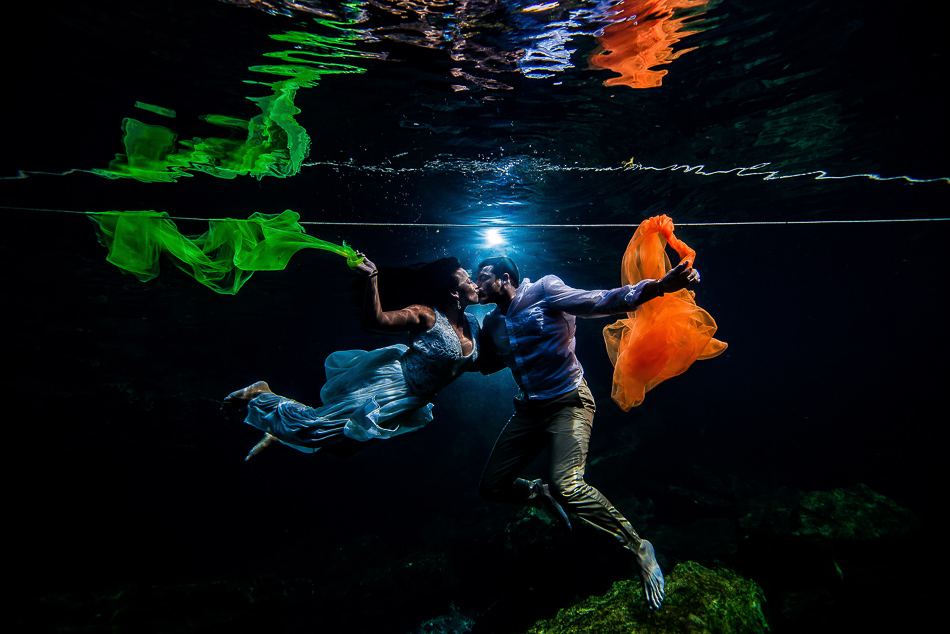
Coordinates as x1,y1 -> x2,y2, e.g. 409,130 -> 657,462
402,309 -> 480,396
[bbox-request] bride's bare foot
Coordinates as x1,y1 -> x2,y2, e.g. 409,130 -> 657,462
221,381 -> 272,411
245,433 -> 278,461
635,540 -> 665,609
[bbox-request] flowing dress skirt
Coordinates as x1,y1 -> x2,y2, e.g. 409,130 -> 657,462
244,345 -> 434,452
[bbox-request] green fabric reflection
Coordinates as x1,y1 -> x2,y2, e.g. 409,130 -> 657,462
95,2 -> 368,182
92,210 -> 362,294
134,101 -> 176,118
94,83 -> 311,182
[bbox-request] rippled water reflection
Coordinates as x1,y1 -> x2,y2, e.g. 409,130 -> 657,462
220,0 -> 722,93
7,0 -> 946,197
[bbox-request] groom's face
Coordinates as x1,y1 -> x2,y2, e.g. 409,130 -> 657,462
475,266 -> 503,305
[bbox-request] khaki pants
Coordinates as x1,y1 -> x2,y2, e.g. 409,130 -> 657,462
478,380 -> 642,554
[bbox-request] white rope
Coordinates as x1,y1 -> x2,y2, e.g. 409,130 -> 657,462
1,206 -> 947,226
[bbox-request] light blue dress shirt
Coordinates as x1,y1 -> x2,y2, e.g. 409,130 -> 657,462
482,275 -> 653,400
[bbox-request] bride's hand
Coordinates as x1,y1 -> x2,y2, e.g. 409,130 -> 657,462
354,252 -> 378,277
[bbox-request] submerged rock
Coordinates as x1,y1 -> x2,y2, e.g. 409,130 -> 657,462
736,483 -> 920,632
523,561 -> 768,634
739,483 -> 918,542
793,483 -> 918,541
411,602 -> 476,634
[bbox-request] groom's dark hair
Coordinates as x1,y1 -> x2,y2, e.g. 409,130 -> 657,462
478,256 -> 520,287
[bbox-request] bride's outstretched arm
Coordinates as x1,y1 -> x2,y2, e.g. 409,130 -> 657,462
356,254 -> 435,334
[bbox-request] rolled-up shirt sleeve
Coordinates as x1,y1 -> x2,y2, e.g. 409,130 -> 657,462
541,275 -> 653,317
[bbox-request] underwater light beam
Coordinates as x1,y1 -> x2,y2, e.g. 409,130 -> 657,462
485,228 -> 505,246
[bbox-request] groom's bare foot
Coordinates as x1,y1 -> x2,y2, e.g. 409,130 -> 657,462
635,540 -> 665,609
222,381 -> 272,411
245,433 -> 277,461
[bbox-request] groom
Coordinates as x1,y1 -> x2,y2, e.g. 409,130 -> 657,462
473,255 -> 699,609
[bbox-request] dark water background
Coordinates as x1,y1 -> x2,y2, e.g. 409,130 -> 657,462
3,0 -> 948,632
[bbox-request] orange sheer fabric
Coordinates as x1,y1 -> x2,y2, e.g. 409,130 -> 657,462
603,215 -> 726,410
589,0 -> 710,89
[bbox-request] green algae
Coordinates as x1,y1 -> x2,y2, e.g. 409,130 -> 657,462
739,483 -> 918,543
524,561 -> 769,634
793,483 -> 918,541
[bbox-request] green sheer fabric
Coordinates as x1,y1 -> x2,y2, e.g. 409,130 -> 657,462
91,210 -> 362,294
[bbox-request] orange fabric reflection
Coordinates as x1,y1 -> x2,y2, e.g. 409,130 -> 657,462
589,0 -> 710,89
603,215 -> 726,410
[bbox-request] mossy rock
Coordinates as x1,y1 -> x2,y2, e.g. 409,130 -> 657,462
524,561 -> 768,634
793,483 -> 918,541
739,483 -> 917,543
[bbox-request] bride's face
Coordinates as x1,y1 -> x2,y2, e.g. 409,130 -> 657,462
454,269 -> 479,307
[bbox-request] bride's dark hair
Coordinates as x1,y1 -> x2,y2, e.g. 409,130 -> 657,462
376,257 -> 465,311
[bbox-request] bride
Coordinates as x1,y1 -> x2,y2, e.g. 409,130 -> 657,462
223,254 -> 480,459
